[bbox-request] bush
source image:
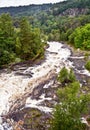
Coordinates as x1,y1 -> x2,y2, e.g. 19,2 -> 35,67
50,82 -> 90,130
57,67 -> 76,84
57,67 -> 68,83
85,60 -> 90,71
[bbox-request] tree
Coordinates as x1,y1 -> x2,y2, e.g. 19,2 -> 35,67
57,67 -> 76,84
69,69 -> 76,82
51,81 -> 90,130
19,17 -> 33,59
69,24 -> 90,50
0,13 -> 14,37
57,67 -> 69,84
0,13 -> 16,67
19,17 -> 44,60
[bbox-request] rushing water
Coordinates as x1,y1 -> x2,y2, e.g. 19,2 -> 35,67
0,42 -> 72,129
0,41 -> 90,129
0,42 -> 72,114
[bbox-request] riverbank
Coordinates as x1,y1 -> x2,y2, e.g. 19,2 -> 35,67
0,41 -> 90,130
0,41 -> 71,129
66,43 -> 90,86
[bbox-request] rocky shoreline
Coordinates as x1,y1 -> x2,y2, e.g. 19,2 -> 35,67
0,41 -> 90,130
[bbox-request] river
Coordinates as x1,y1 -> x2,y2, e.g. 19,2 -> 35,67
0,41 -> 90,129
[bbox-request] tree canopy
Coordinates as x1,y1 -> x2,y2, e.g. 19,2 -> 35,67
51,81 -> 90,130
69,24 -> 90,50
0,14 -> 45,67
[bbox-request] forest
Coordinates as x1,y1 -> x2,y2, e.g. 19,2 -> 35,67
0,0 -> 90,67
0,13 -> 45,67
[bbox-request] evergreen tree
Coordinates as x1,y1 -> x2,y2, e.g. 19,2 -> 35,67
51,81 -> 90,130
19,17 -> 33,59
0,13 -> 16,66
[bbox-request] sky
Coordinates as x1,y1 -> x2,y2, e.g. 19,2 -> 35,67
0,0 -> 64,7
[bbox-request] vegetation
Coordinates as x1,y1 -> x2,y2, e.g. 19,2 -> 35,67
51,68 -> 90,129
0,0 -> 90,47
69,24 -> 90,50
51,69 -> 90,130
85,60 -> 90,71
0,0 -> 90,51
0,0 -> 89,17
51,81 -> 90,130
57,67 -> 76,84
0,14 -> 45,67
0,13 -> 16,66
0,1 -> 90,129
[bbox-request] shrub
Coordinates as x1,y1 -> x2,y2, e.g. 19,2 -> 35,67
85,60 -> 90,71
50,82 -> 90,130
57,67 -> 76,84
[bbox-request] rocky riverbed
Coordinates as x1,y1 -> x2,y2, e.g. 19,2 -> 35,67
0,41 -> 90,130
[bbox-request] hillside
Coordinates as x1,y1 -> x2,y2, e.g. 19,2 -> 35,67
0,0 -> 90,17
0,0 -> 90,58
0,4 -> 52,17
51,0 -> 90,16
0,0 -> 89,66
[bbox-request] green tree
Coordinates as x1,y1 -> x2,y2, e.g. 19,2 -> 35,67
69,24 -> 90,50
31,28 -> 42,56
51,81 -> 90,130
19,17 -> 33,59
19,18 -> 44,60
0,13 -> 16,67
57,67 -> 76,84
57,67 -> 69,84
0,13 -> 14,37
69,69 -> 76,82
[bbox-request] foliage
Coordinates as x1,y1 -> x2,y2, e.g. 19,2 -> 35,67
0,0 -> 89,17
0,14 -> 45,67
0,0 -> 90,44
85,60 -> 90,71
69,24 -> 90,50
0,0 -> 90,66
0,13 -> 16,67
19,17 -> 33,59
50,81 -> 90,130
51,0 -> 90,16
19,17 -> 44,60
57,67 -> 76,84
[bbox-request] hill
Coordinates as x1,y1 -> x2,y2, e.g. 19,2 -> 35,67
51,0 -> 90,16
0,0 -> 90,17
0,4 -> 52,17
0,0 -> 90,49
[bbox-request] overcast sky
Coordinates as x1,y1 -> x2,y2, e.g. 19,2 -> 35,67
0,0 -> 65,7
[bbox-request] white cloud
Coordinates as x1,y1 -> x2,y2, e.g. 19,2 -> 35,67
0,0 -> 64,7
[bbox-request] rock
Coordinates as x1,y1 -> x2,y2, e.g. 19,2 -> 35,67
60,8 -> 89,17
8,108 -> 51,130
0,117 -> 3,124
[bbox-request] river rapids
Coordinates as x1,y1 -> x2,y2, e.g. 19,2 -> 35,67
0,41 -> 90,129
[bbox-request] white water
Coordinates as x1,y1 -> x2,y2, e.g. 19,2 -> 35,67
26,93 -> 53,113
0,41 -> 90,129
0,42 -> 72,113
0,41 -> 72,128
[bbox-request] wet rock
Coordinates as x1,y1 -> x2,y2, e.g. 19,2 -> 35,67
15,71 -> 33,77
0,117 -> 3,124
9,108 -> 51,130
1,41 -> 90,130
